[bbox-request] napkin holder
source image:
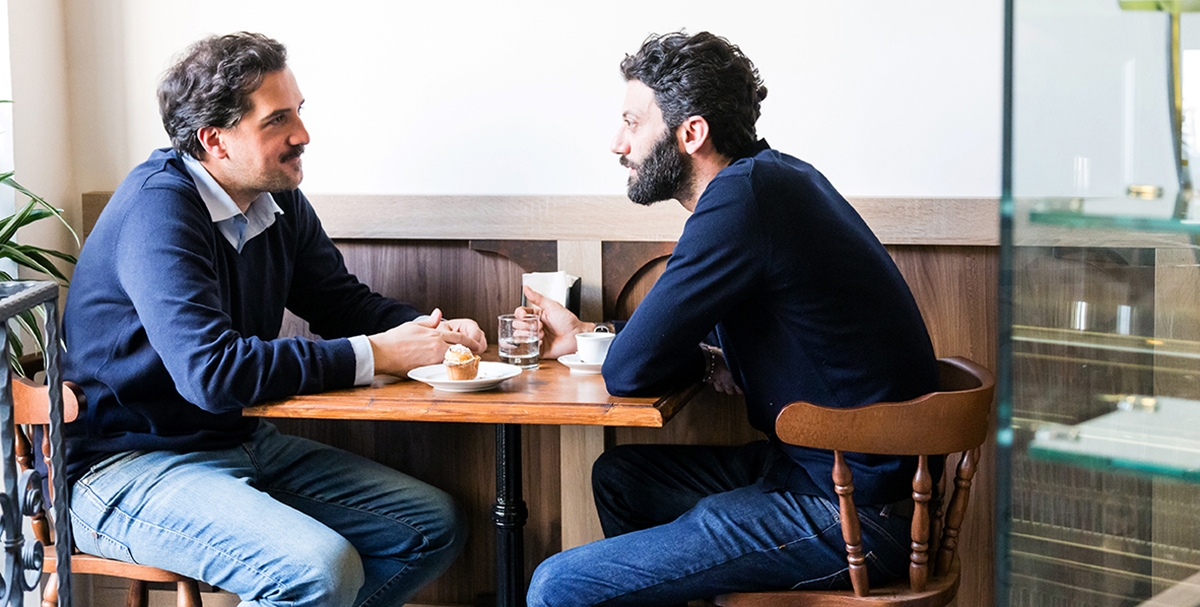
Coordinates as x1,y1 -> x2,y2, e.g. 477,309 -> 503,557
522,271 -> 581,316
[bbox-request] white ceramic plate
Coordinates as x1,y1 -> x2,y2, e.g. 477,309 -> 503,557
407,361 -> 523,392
558,354 -> 603,374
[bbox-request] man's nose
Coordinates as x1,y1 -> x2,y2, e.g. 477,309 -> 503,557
610,129 -> 630,155
292,117 -> 311,146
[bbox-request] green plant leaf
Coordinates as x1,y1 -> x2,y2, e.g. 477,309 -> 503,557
13,247 -> 70,282
0,200 -> 39,244
1,176 -> 80,247
0,242 -> 66,280
0,170 -> 77,374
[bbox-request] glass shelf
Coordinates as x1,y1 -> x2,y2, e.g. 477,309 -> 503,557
1025,197 -> 1200,235
1013,325 -> 1200,360
1027,395 -> 1200,482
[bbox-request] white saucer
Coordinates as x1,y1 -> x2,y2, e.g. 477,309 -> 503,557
558,354 -> 603,374
408,361 -> 522,392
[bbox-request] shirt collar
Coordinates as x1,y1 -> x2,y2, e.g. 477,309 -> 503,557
180,153 -> 285,253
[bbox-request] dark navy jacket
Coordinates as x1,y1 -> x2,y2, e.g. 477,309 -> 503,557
602,141 -> 939,505
62,149 -> 419,484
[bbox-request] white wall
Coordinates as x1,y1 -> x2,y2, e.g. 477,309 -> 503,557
5,0 -> 1006,274
47,0 -> 1004,202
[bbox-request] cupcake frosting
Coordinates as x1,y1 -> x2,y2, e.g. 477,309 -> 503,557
444,344 -> 476,364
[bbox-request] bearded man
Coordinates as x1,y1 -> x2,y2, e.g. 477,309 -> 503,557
523,31 -> 941,606
62,32 -> 483,606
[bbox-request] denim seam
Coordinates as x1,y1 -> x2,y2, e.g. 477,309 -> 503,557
856,512 -> 909,579
69,507 -> 134,562
596,515 -> 845,604
786,552 -> 883,591
74,479 -> 291,596
355,554 -> 418,607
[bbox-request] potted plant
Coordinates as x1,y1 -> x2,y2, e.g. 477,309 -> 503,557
0,173 -> 78,374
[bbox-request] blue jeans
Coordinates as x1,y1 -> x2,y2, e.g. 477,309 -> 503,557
527,442 -> 912,607
69,422 -> 466,607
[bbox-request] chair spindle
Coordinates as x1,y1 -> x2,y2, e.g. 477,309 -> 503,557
935,446 -> 978,577
832,450 -> 869,596
909,454 -> 932,592
928,473 -> 944,561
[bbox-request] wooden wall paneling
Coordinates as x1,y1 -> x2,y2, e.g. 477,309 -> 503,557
277,239 -> 558,605
555,241 -> 607,549
82,192 -> 1000,246
558,241 -> 603,322
600,241 -> 675,320
469,240 -> 559,274
283,239 -> 527,343
559,425 -> 610,550
886,245 -> 998,607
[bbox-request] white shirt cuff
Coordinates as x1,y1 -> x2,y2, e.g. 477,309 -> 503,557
349,335 -> 375,386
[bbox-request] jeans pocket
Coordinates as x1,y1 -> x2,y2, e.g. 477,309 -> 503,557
71,516 -> 136,563
76,450 -> 145,489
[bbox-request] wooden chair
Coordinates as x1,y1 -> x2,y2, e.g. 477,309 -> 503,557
714,356 -> 995,607
11,375 -> 204,607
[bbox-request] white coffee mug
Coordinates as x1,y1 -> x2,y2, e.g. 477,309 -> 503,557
575,332 -> 616,364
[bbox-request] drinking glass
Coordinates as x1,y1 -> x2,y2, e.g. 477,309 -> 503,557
498,313 -> 540,369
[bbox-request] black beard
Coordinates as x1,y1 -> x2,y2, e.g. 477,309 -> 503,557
625,131 -> 693,206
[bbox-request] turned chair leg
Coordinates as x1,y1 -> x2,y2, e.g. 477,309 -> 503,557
179,580 -> 203,607
42,573 -> 59,607
127,579 -> 148,607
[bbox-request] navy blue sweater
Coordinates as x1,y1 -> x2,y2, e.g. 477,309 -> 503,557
62,149 -> 420,484
602,141 -> 939,505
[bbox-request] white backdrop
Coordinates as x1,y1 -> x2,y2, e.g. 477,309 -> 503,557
59,0 -> 1004,198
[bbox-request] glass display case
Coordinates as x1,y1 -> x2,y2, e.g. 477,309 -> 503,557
1001,1 -> 1200,606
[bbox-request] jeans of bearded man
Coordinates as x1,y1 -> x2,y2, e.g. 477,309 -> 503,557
69,421 -> 466,607
526,441 -> 913,607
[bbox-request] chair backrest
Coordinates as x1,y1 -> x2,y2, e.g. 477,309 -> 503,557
11,375 -> 83,549
773,357 -> 995,598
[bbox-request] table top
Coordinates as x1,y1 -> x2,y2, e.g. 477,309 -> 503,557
243,350 -> 702,428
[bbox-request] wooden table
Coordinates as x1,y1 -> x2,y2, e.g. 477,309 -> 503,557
243,350 -> 701,607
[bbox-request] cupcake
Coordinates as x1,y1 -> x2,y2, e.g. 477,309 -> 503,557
444,344 -> 481,380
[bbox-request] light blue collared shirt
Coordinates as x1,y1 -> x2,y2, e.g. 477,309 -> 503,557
180,154 -> 375,385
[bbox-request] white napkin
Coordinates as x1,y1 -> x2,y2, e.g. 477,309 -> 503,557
522,271 -> 579,308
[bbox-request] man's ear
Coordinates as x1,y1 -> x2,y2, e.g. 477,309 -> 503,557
196,126 -> 228,160
676,116 -> 711,156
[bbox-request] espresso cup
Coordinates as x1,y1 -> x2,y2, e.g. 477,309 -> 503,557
575,331 -> 615,364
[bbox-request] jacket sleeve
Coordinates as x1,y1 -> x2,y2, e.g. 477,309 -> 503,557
283,192 -> 421,337
602,174 -> 766,395
113,187 -> 359,413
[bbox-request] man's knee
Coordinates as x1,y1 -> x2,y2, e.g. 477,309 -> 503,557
528,551 -> 591,607
275,534 -> 364,607
420,487 -> 469,566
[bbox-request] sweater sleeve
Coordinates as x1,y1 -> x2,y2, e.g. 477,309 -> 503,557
113,187 -> 360,413
602,173 -> 766,395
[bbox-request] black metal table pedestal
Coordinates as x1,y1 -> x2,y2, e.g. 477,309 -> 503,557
493,422 -> 528,607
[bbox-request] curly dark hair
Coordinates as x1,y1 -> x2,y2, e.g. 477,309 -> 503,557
620,31 -> 767,159
158,32 -> 288,159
